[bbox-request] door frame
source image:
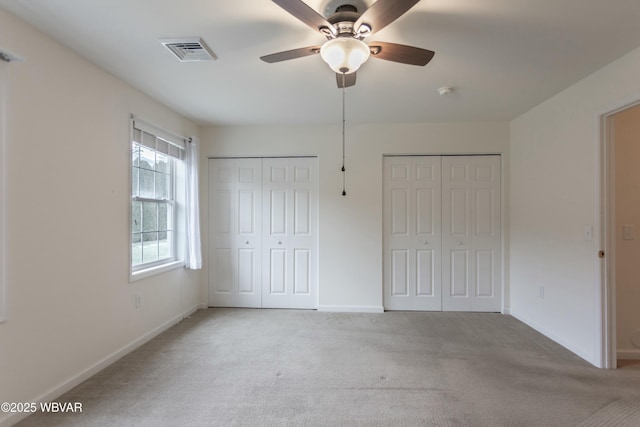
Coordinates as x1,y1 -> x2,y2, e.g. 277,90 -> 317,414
598,98 -> 640,369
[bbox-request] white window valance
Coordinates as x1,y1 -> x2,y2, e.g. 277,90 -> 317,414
131,116 -> 186,160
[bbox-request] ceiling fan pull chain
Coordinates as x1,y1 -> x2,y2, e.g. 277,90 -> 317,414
341,73 -> 347,196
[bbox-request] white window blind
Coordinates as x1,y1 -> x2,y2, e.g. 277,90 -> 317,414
132,116 -> 185,160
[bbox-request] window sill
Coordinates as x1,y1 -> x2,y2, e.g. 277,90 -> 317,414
130,260 -> 185,282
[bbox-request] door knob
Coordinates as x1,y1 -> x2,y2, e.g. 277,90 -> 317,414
424,241 -> 429,245
278,241 -> 283,245
245,241 -> 250,244
457,241 -> 463,245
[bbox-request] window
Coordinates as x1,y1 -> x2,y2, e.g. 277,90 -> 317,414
130,118 -> 185,276
131,142 -> 175,267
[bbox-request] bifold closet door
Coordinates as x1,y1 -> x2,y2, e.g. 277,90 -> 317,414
441,156 -> 501,312
383,155 -> 501,312
208,158 -> 262,308
208,157 -> 318,309
384,156 -> 443,311
262,158 -> 318,309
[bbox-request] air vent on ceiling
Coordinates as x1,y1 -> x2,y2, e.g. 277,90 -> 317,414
160,38 -> 217,62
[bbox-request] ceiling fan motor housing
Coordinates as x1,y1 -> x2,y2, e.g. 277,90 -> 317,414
335,4 -> 358,13
328,4 -> 361,37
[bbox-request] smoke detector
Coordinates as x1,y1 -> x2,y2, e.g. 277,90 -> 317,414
438,86 -> 454,96
160,38 -> 217,62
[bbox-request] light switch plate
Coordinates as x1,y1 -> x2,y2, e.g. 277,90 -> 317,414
623,224 -> 635,240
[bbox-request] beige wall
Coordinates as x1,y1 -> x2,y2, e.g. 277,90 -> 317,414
0,8 -> 202,425
2,2 -> 639,421
614,104 -> 640,359
510,45 -> 640,367
201,122 -> 510,311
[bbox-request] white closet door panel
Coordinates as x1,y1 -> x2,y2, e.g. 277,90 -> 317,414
384,157 -> 413,309
416,189 -> 434,235
475,189 -> 494,235
450,250 -> 469,297
262,157 -> 318,309
391,249 -> 409,296
413,156 -> 442,310
470,156 -> 502,312
293,249 -> 311,295
213,249 -> 232,293
214,190 -> 231,234
442,157 -> 470,311
238,190 -> 257,234
294,190 -> 310,235
269,248 -> 287,294
442,156 -> 501,312
238,249 -> 256,294
208,158 -> 262,308
416,249 -> 435,296
269,190 -> 287,235
391,189 -> 410,235
384,156 -> 442,311
475,250 -> 494,297
449,188 -> 470,236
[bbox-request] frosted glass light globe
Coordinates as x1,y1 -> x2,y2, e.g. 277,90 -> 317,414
320,38 -> 370,74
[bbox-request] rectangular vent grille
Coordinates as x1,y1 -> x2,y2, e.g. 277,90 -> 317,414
160,38 -> 217,62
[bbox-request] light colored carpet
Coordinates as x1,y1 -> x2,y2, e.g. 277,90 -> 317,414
578,399 -> 640,427
15,309 -> 640,426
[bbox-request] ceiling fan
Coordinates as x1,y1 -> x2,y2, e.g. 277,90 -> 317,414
260,0 -> 435,88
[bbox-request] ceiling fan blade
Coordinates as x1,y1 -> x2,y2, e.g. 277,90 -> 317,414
368,42 -> 435,66
260,46 -> 321,63
272,0 -> 337,36
336,72 -> 357,88
355,0 -> 420,36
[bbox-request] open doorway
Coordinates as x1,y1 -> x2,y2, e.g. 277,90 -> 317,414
601,102 -> 640,369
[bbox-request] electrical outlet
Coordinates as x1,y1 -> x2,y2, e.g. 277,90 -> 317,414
135,294 -> 141,308
623,225 -> 635,240
584,225 -> 593,241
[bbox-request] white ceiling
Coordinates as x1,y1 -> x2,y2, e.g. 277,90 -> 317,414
2,0 -> 640,126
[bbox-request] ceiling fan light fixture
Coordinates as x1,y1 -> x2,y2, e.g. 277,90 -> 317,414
320,37 -> 370,74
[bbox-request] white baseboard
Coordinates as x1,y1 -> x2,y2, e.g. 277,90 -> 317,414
2,304 -> 204,427
617,349 -> 640,360
317,305 -> 385,313
509,310 -> 597,367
